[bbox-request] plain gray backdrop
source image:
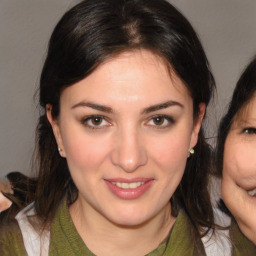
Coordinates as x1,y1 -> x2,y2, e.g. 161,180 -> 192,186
1,0 -> 256,177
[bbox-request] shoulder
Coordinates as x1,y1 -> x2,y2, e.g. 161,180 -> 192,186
1,202 -> 50,256
15,203 -> 50,256
230,220 -> 256,255
202,225 -> 232,256
0,217 -> 27,255
165,210 -> 206,255
201,175 -> 232,255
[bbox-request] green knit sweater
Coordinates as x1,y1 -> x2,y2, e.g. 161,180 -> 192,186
0,200 -> 255,255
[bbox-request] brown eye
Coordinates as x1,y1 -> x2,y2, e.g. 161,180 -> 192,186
91,116 -> 103,126
243,128 -> 256,134
82,115 -> 111,129
152,116 -> 165,126
146,115 -> 174,128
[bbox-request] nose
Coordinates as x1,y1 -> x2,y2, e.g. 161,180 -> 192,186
110,127 -> 148,173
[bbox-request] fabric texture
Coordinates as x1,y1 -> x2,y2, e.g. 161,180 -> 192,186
49,200 -> 206,255
1,197 -> 256,256
203,176 -> 232,255
15,203 -> 50,256
230,220 -> 256,255
0,220 -> 27,256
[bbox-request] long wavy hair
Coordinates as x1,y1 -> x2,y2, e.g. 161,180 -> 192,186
10,0 -> 215,235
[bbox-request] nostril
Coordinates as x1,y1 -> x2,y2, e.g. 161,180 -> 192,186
110,147 -> 148,172
110,130 -> 148,172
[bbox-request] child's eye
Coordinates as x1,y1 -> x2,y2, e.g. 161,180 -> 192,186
146,115 -> 174,128
242,127 -> 256,135
82,115 -> 111,129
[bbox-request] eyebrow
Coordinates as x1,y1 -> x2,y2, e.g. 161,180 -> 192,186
237,118 -> 256,125
71,100 -> 183,114
71,102 -> 114,113
141,100 -> 184,114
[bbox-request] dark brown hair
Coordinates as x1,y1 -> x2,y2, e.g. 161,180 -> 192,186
14,0 -> 215,235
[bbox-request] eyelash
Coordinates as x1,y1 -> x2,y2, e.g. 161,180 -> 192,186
81,115 -> 111,129
145,115 -> 175,128
242,127 -> 256,135
81,114 -> 175,130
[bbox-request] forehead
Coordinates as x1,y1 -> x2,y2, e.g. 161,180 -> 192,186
60,50 -> 192,107
232,94 -> 256,126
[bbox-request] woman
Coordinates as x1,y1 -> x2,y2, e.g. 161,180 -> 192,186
217,56 -> 256,248
1,0 -> 217,255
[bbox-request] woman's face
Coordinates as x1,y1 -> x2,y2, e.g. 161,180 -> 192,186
48,50 -> 204,226
222,94 -> 256,243
223,95 -> 256,194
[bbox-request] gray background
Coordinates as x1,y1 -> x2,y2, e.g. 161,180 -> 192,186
1,0 -> 256,177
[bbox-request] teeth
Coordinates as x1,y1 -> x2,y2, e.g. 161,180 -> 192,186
248,188 -> 256,197
112,182 -> 145,189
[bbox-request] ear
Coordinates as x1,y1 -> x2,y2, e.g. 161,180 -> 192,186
189,103 -> 205,149
46,104 -> 66,157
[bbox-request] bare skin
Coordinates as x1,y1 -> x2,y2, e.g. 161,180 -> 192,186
0,180 -> 12,212
222,95 -> 256,245
47,50 -> 204,255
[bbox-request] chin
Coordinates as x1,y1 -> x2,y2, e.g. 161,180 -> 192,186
111,216 -> 151,228
105,206 -> 154,227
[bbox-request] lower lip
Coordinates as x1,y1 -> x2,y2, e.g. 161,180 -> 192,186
104,180 -> 154,200
248,195 -> 256,205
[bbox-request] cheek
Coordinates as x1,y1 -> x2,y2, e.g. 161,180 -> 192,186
224,142 -> 256,181
147,130 -> 191,171
62,129 -> 111,171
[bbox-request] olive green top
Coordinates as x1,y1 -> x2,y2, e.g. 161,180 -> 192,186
49,201 -> 205,256
230,219 -> 256,256
0,199 -> 255,255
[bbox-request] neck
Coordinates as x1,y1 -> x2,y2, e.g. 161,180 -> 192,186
69,197 -> 176,256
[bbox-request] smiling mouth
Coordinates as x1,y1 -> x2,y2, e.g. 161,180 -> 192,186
247,188 -> 256,197
104,179 -> 154,200
111,181 -> 145,189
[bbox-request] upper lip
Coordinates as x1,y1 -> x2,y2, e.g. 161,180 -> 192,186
104,177 -> 154,183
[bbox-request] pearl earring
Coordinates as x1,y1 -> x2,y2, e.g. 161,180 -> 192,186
188,148 -> 195,158
189,148 -> 194,154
